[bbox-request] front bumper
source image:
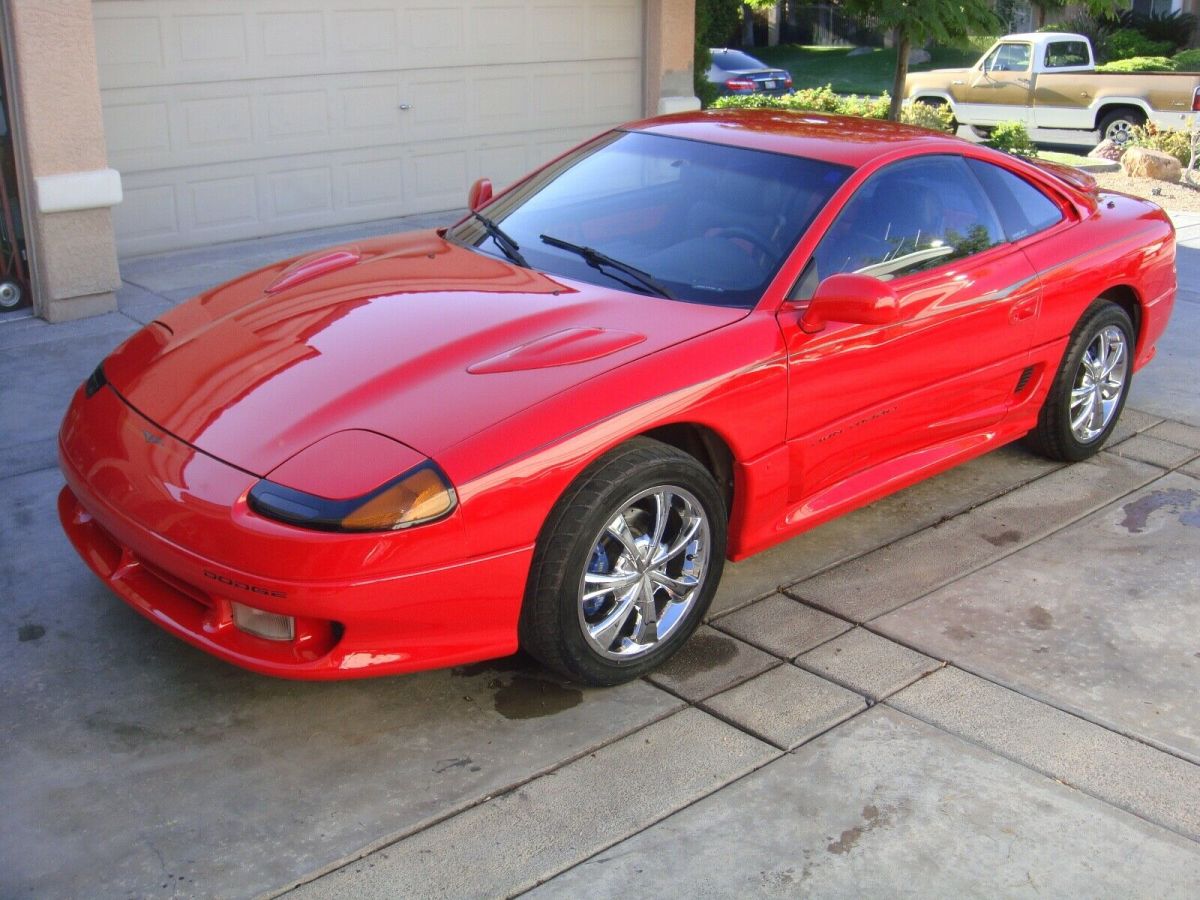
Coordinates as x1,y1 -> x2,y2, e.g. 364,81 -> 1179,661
57,383 -> 530,679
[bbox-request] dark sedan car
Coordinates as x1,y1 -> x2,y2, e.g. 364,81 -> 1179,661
708,48 -> 793,95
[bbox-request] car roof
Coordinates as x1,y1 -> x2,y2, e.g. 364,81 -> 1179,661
625,109 -> 968,170
1000,32 -> 1089,44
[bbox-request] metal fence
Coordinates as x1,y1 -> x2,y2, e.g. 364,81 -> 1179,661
784,4 -> 883,47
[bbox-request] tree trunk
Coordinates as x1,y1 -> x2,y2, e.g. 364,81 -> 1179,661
889,28 -> 910,121
767,1 -> 781,47
742,3 -> 755,47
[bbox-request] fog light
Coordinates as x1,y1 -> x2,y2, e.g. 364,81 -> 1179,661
232,602 -> 295,641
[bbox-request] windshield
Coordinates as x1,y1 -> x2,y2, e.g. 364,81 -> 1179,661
447,131 -> 850,308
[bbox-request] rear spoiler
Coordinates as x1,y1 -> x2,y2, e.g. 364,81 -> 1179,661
1025,157 -> 1099,194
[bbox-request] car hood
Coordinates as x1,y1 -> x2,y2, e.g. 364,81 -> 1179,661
104,231 -> 745,476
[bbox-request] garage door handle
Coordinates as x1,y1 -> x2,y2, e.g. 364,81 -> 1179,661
399,103 -> 413,111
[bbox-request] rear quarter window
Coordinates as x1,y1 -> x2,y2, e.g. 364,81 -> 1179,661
967,159 -> 1064,241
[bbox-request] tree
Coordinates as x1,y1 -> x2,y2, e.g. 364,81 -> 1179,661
837,0 -> 1001,120
1030,1 -> 1068,30
740,0 -> 778,47
695,0 -> 744,107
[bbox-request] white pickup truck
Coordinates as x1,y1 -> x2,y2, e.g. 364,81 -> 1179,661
905,32 -> 1200,143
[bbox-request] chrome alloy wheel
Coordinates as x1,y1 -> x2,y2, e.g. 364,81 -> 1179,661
1105,120 -> 1135,145
1070,324 -> 1129,443
576,486 -> 711,660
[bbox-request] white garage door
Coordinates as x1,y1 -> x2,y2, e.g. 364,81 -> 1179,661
93,0 -> 644,256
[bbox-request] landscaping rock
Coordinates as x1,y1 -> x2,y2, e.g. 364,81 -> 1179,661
908,48 -> 931,65
1121,146 -> 1182,182
847,46 -> 873,57
1089,138 -> 1124,161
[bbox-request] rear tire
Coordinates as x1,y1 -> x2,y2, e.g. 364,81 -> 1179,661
1027,300 -> 1134,462
519,438 -> 727,686
1098,108 -> 1145,146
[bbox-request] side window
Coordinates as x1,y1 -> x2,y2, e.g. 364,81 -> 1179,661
966,159 -> 1064,241
987,43 -> 1031,72
1044,40 -> 1089,68
808,156 -> 1005,286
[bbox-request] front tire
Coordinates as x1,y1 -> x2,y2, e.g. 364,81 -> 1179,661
519,438 -> 727,686
1027,300 -> 1134,462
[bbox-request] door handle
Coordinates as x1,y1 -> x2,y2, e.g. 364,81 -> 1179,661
1010,299 -> 1037,323
398,103 -> 413,111
952,80 -> 965,85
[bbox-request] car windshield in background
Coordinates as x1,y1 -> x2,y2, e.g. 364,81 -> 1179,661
447,131 -> 850,308
712,50 -> 769,71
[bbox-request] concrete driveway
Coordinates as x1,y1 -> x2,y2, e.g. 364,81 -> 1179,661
2,212 -> 1198,898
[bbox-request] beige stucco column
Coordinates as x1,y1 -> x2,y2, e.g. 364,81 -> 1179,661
644,0 -> 701,116
5,0 -> 120,322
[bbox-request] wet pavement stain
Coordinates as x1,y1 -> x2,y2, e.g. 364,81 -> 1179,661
18,624 -> 45,642
451,655 -> 532,679
451,658 -> 584,719
827,803 -> 893,855
1117,488 -> 1200,534
1026,606 -> 1054,631
943,624 -> 975,641
656,632 -> 738,680
493,675 -> 582,720
983,529 -> 1022,547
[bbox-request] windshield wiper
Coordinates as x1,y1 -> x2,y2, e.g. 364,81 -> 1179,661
472,211 -> 529,268
539,234 -> 674,300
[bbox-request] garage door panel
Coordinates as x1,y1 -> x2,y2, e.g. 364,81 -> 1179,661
97,1 -> 639,90
589,62 -> 642,120
113,124 -> 608,256
104,57 -> 638,174
534,3 -> 587,47
114,184 -> 178,242
535,70 -> 590,126
588,3 -> 643,55
190,175 -> 260,230
95,0 -> 644,254
265,91 -> 330,142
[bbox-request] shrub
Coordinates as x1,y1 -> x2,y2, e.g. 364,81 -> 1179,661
1096,56 -> 1177,73
1104,29 -> 1175,61
901,101 -> 955,133
1129,122 -> 1192,168
1113,9 -> 1198,49
711,87 -> 955,133
985,121 -> 1037,158
1172,48 -> 1200,70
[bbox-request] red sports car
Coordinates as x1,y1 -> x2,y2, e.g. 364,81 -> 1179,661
59,111 -> 1175,685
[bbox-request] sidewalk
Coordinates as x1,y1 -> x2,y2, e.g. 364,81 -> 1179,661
1,210 -> 1197,898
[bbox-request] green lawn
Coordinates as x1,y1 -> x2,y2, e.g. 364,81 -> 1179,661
752,44 -> 979,95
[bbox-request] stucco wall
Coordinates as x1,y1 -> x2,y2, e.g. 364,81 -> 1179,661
6,0 -> 120,322
645,0 -> 701,115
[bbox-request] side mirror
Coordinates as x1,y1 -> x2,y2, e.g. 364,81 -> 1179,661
800,273 -> 899,334
468,177 -> 493,212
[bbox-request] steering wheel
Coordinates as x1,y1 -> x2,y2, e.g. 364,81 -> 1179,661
710,226 -> 776,264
